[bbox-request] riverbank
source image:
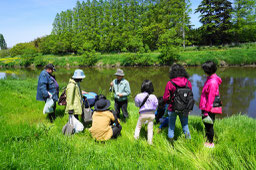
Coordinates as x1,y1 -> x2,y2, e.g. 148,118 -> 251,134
0,47 -> 256,67
0,78 -> 255,169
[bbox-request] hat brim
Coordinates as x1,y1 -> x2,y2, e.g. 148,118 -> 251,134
94,100 -> 111,111
114,73 -> 124,76
72,75 -> 86,79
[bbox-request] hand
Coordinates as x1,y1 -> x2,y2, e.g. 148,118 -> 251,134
110,82 -> 113,86
68,110 -> 74,114
82,91 -> 88,94
48,92 -> 52,98
118,93 -> 123,97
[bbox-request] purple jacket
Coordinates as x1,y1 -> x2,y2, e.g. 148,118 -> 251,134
135,92 -> 158,113
199,74 -> 222,113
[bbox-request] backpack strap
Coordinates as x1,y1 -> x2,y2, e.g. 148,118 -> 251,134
170,80 -> 177,88
140,94 -> 150,108
170,80 -> 188,88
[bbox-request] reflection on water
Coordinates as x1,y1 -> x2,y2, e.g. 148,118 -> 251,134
1,67 -> 255,118
0,72 -> 6,79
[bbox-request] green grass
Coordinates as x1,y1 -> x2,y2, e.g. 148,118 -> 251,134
0,78 -> 256,169
1,46 -> 256,67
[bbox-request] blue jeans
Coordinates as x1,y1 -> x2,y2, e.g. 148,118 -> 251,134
159,117 -> 168,129
168,111 -> 191,139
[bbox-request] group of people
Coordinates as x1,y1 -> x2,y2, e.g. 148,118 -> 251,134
36,60 -> 222,148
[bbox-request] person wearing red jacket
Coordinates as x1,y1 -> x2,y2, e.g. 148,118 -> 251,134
200,61 -> 222,148
163,64 -> 192,141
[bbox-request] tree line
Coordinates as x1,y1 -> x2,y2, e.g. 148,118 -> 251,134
189,0 -> 256,46
2,0 -> 256,61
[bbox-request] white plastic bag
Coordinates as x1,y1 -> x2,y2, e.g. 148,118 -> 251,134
43,98 -> 54,114
72,115 -> 84,133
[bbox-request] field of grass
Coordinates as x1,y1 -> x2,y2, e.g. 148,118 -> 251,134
1,44 -> 256,67
0,78 -> 256,169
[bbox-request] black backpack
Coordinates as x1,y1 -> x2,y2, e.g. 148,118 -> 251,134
169,81 -> 194,113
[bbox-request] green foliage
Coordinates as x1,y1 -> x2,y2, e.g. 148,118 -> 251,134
121,53 -> 154,66
195,0 -> 233,45
10,42 -> 38,57
0,49 -> 10,58
33,53 -> 47,67
158,29 -> 181,65
0,78 -> 255,169
19,48 -> 38,66
41,0 -> 189,55
79,51 -> 98,66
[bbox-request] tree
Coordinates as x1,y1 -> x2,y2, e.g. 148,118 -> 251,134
232,0 -> 256,43
196,0 -> 233,45
0,34 -> 7,50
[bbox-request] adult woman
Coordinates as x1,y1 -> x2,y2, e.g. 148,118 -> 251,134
163,64 -> 192,141
89,98 -> 122,141
65,69 -> 86,120
200,61 -> 222,148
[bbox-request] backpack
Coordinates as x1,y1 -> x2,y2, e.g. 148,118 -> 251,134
58,87 -> 67,106
169,80 -> 194,113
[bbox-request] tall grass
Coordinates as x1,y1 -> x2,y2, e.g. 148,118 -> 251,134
0,78 -> 255,169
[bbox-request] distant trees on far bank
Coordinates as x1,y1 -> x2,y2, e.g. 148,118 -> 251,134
2,0 -> 256,65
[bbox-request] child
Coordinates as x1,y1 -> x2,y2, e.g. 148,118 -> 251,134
134,80 -> 158,145
200,61 -> 222,148
155,97 -> 168,133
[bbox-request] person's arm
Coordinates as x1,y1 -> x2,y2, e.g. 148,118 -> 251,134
66,83 -> 75,114
152,95 -> 159,110
39,74 -> 50,99
163,82 -> 171,103
134,94 -> 141,107
188,80 -> 192,90
121,81 -> 131,97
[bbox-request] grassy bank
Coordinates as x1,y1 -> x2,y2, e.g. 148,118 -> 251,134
0,78 -> 255,169
1,46 -> 256,67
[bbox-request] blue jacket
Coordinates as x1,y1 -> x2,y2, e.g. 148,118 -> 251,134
36,70 -> 59,102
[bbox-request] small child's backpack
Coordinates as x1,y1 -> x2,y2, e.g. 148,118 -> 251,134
168,81 -> 194,113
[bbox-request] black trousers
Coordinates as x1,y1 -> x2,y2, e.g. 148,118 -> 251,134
202,112 -> 215,143
47,102 -> 56,122
112,124 -> 122,138
114,99 -> 129,119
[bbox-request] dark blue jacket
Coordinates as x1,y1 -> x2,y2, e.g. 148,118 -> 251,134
36,70 -> 59,102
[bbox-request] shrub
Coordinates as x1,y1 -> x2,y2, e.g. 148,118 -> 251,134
10,42 -> 38,57
79,51 -> 98,66
0,49 -> 10,58
19,48 -> 38,66
34,53 -> 47,67
121,53 -> 154,66
158,46 -> 180,65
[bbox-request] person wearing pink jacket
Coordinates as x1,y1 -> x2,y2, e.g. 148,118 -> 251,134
163,64 -> 192,141
200,61 -> 222,148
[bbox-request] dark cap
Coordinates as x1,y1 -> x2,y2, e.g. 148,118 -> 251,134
45,64 -> 56,72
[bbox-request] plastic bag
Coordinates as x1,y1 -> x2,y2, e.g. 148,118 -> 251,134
43,98 -> 54,114
72,115 -> 84,133
62,115 -> 75,135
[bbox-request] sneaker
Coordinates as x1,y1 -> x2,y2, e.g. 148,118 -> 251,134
204,142 -> 215,148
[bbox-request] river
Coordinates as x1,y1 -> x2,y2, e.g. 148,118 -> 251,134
1,67 -> 255,118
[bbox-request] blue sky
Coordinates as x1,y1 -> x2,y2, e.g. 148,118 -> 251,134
0,0 -> 201,48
